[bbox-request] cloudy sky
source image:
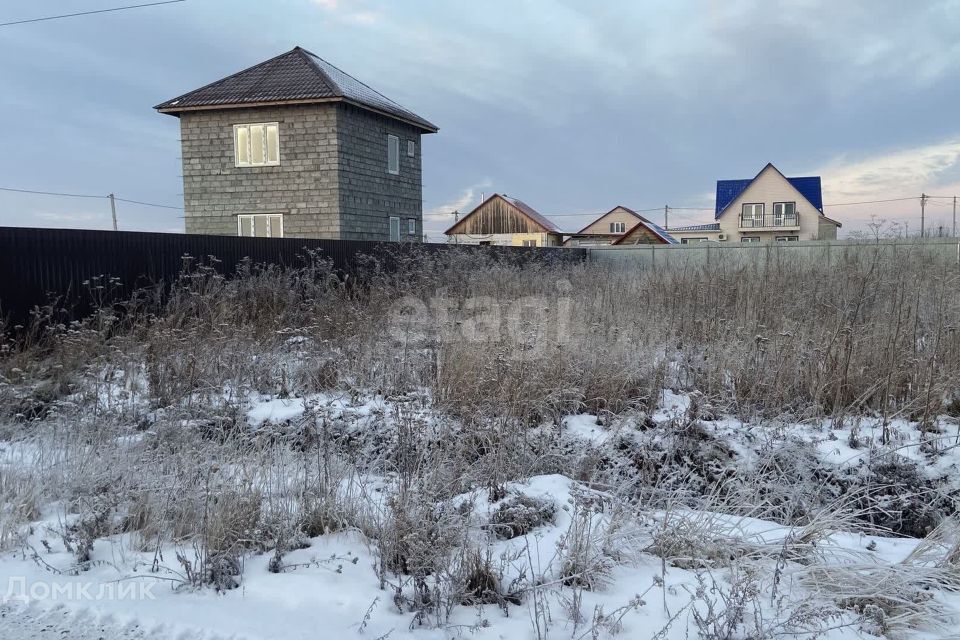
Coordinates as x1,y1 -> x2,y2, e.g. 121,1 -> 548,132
2,0 -> 960,239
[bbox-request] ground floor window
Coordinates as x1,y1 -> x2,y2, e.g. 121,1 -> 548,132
776,235 -> 799,242
522,239 -> 537,247
740,236 -> 760,243
237,214 -> 283,238
389,216 -> 401,242
681,237 -> 709,244
478,241 -> 492,246
407,218 -> 417,237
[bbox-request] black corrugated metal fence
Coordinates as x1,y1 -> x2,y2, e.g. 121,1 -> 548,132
0,227 -> 585,327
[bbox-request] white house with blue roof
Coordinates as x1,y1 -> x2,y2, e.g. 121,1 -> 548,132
669,163 -> 841,244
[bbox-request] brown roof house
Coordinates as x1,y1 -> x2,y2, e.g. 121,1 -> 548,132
565,206 -> 676,246
444,194 -> 563,247
156,46 -> 438,241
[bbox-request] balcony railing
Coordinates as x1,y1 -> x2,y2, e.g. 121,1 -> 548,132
739,213 -> 800,229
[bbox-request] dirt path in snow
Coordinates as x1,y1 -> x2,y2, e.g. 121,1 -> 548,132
0,600 -> 229,639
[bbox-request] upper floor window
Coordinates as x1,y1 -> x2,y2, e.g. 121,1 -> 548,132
610,222 -> 626,233
387,135 -> 400,174
741,203 -> 764,224
238,214 -> 283,238
773,202 -> 797,225
407,140 -> 416,157
234,123 -> 280,167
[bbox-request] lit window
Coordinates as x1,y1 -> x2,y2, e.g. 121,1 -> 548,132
234,123 -> 280,167
389,216 -> 400,241
407,140 -> 416,157
237,214 -> 283,238
387,135 -> 400,174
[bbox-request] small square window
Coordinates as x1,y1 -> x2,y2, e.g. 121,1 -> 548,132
407,140 -> 416,157
387,135 -> 400,175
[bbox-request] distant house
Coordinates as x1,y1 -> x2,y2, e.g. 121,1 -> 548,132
444,194 -> 563,247
155,46 -> 438,241
669,163 -> 841,244
565,206 -> 675,246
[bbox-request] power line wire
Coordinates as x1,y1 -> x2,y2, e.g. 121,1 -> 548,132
0,186 -> 181,210
823,196 -> 919,207
0,0 -> 186,27
113,196 -> 181,210
0,186 -> 104,200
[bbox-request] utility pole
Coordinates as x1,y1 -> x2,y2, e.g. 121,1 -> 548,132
108,193 -> 118,231
664,205 -> 669,230
920,193 -> 927,238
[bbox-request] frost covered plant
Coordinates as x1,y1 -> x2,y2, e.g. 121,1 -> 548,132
489,494 -> 556,540
557,494 -> 615,591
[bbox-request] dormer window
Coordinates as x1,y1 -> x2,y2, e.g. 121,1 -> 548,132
234,123 -> 280,167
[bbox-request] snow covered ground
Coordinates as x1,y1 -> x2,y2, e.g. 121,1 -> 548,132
2,385 -> 960,639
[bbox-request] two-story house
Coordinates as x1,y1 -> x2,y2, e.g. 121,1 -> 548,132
155,46 -> 438,241
669,163 -> 841,243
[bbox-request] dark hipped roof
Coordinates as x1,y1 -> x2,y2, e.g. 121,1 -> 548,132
715,163 -> 822,219
444,194 -> 562,235
155,46 -> 437,132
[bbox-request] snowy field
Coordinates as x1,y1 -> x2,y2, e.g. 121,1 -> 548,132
1,249 -> 958,639
1,389 -> 959,639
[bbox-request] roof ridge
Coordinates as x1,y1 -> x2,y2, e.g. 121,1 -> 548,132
154,47 -> 310,110
300,48 -> 419,115
295,47 -> 345,99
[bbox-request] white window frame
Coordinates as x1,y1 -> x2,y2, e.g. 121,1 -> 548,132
234,123 -> 280,167
237,214 -> 284,238
740,236 -> 760,243
775,235 -> 799,242
681,237 -> 709,244
522,239 -> 538,247
389,216 -> 401,242
387,134 -> 400,175
407,140 -> 416,157
773,201 -> 796,226
609,222 -> 626,233
741,203 -> 764,226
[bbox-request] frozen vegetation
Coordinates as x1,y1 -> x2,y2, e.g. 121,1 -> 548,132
0,245 -> 959,639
